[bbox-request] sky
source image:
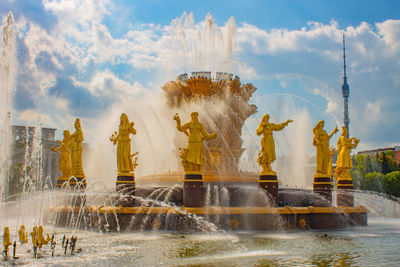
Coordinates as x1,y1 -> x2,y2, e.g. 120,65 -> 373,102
1,0 -> 400,158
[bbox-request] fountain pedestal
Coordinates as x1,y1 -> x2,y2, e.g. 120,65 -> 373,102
313,176 -> 332,207
56,177 -> 68,188
70,176 -> 87,188
116,174 -> 136,206
336,178 -> 354,207
183,174 -> 204,207
56,177 -> 86,189
259,174 -> 279,206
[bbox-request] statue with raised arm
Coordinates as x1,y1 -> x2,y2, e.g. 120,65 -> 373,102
335,126 -> 359,180
256,114 -> 293,175
312,120 -> 338,177
174,112 -> 217,174
51,130 -> 72,180
70,118 -> 85,178
110,113 -> 138,176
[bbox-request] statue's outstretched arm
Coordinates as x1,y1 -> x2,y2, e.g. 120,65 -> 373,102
351,138 -> 360,149
284,119 -> 293,127
328,127 -> 339,139
173,113 -> 189,136
272,120 -> 291,131
51,145 -> 61,152
173,113 -> 183,131
130,122 -> 137,135
200,124 -> 217,140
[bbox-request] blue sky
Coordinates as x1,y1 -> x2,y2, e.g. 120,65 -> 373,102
108,0 -> 400,30
1,0 -> 400,157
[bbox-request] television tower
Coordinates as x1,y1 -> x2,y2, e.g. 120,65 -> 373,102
341,34 -> 350,137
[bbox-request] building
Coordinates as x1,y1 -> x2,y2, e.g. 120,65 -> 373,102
10,125 -> 91,190
11,125 -> 60,188
358,146 -> 400,165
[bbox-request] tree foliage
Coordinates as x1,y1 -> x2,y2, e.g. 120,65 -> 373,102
384,171 -> 400,197
353,152 -> 399,197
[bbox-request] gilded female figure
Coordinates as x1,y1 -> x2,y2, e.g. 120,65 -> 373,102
174,112 -> 217,174
335,126 -> 359,180
70,118 -> 85,178
51,130 -> 72,179
312,120 -> 338,177
110,113 -> 137,174
256,114 -> 292,175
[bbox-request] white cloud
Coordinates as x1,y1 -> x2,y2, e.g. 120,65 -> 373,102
235,19 -> 400,148
16,109 -> 54,126
43,0 -> 110,27
233,60 -> 259,80
73,70 -> 150,98
236,20 -> 341,56
3,6 -> 400,152
376,20 -> 400,50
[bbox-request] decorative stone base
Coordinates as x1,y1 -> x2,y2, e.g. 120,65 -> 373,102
183,174 -> 204,207
56,177 -> 87,189
337,179 -> 354,207
259,174 -> 278,206
313,176 -> 332,207
116,175 -> 136,206
51,206 -> 368,232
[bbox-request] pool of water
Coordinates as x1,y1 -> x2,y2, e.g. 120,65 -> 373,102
3,217 -> 400,266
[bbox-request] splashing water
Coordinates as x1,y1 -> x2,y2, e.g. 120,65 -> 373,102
0,12 -> 16,202
168,12 -> 236,78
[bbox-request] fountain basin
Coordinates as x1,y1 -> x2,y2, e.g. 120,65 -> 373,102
50,205 -> 367,232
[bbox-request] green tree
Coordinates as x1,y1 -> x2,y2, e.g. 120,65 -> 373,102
364,172 -> 386,193
384,171 -> 400,197
385,151 -> 398,172
378,151 -> 398,174
352,169 -> 365,190
364,155 -> 373,173
371,154 -> 381,173
354,154 -> 367,175
379,152 -> 390,174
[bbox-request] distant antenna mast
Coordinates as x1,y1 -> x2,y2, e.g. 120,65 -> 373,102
341,34 -> 350,137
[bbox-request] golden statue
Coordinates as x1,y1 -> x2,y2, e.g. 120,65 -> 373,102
70,118 -> 85,178
174,112 -> 217,174
312,120 -> 338,177
31,226 -> 38,247
256,114 -> 293,175
37,225 -> 50,248
3,227 -> 12,253
51,130 -> 72,180
110,113 -> 138,176
18,225 -> 28,244
335,127 -> 359,180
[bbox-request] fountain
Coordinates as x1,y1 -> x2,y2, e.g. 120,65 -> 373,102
48,69 -> 367,232
4,11 -> 400,266
0,12 -> 16,202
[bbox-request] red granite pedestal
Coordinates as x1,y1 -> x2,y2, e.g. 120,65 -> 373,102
183,174 -> 204,207
259,174 -> 279,206
313,176 -> 333,207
